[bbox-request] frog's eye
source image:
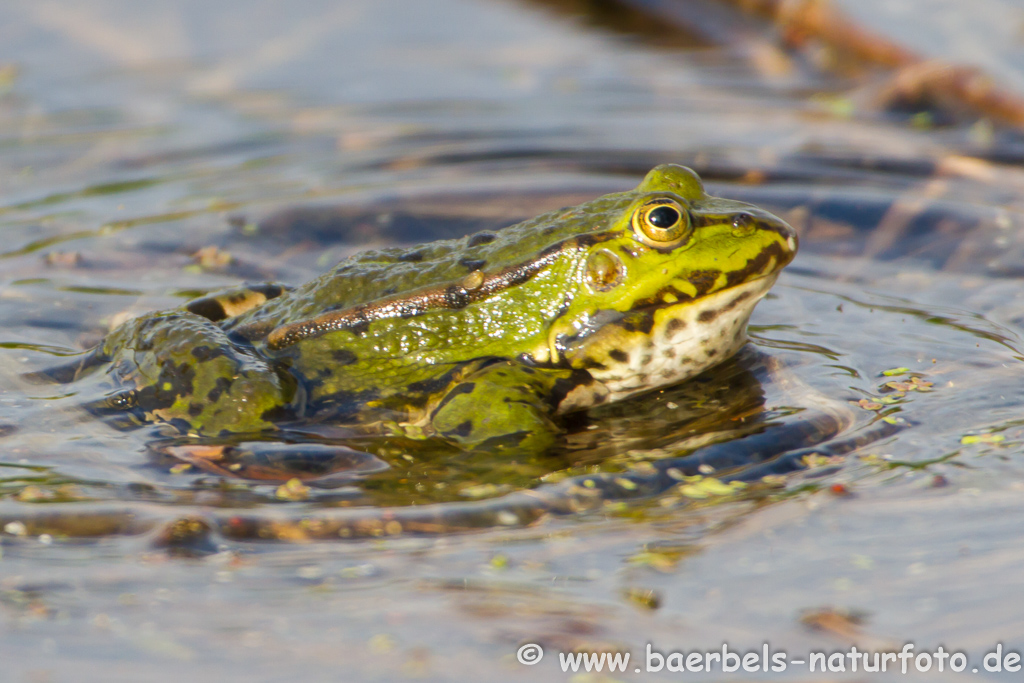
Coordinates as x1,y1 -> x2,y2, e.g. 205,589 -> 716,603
632,198 -> 691,246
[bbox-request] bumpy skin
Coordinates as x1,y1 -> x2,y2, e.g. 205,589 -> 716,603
87,165 -> 797,451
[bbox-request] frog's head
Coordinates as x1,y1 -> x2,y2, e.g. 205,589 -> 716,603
552,164 -> 797,407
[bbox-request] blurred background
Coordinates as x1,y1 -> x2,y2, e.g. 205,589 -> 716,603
5,1 -> 1024,681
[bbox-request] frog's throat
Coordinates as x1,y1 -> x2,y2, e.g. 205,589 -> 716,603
554,273 -> 780,411
264,247 -> 573,350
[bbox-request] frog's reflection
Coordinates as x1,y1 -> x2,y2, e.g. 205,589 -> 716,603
146,348 -> 781,506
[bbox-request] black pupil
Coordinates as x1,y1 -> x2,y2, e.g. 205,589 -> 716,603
648,205 -> 679,229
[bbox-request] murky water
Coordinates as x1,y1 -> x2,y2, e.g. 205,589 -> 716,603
4,0 -> 1024,680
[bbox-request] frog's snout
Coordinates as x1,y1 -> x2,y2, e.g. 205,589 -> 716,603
748,208 -> 798,263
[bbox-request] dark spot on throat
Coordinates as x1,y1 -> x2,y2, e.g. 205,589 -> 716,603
666,318 -> 686,335
698,308 -> 721,323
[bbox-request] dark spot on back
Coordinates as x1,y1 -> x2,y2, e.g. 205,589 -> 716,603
186,298 -> 228,322
406,367 -> 458,396
452,420 -> 474,438
167,418 -> 192,433
307,386 -> 381,421
432,381 -> 478,417
467,233 -> 496,247
191,345 -> 228,362
449,382 -> 476,398
397,251 -> 424,263
458,257 -> 487,271
250,283 -> 286,300
207,376 -> 232,403
331,349 -> 358,365
259,403 -> 295,424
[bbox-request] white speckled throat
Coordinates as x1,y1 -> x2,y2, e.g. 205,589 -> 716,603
586,273 -> 779,405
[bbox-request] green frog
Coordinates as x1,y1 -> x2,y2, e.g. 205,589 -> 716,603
64,165 -> 797,456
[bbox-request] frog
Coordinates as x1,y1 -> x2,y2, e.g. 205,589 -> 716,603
57,165 -> 797,459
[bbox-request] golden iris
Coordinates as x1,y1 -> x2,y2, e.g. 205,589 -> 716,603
632,197 -> 691,246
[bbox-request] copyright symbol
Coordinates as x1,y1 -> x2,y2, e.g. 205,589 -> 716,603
517,643 -> 544,665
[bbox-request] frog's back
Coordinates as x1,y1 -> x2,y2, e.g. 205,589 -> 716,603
224,192 -> 633,338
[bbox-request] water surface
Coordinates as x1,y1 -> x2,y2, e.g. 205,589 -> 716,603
3,1 -> 1024,680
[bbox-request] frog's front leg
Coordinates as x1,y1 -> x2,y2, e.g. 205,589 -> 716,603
429,360 -> 571,453
101,311 -> 293,434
